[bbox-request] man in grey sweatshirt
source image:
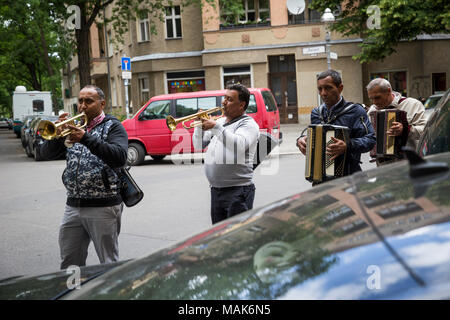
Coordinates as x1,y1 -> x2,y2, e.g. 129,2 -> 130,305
193,84 -> 260,224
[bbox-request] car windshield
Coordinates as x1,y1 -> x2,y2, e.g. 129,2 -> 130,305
424,95 -> 443,110
417,89 -> 450,156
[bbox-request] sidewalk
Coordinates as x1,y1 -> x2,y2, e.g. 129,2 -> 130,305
277,122 -> 307,155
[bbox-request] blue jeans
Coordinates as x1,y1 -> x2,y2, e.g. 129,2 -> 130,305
210,184 -> 255,224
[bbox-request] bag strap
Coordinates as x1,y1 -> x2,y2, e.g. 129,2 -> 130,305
319,103 -> 358,124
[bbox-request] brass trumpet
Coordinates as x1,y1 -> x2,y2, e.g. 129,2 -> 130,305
166,107 -> 223,131
38,113 -> 88,140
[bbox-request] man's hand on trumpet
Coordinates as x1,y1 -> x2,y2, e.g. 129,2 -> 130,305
65,124 -> 86,145
195,109 -> 216,131
55,112 -> 70,136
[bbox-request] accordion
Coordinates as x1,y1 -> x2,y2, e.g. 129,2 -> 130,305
370,109 -> 408,158
305,124 -> 350,184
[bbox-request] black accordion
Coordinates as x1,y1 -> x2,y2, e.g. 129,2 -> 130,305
305,124 -> 350,184
370,109 -> 408,158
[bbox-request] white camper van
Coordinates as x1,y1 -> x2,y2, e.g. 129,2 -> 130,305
12,86 -> 52,137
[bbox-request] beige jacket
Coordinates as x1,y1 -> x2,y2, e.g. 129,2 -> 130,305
368,91 -> 427,149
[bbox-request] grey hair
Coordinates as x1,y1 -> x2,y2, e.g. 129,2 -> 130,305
366,78 -> 392,92
82,85 -> 106,101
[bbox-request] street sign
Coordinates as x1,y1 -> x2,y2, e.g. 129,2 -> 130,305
122,71 -> 132,79
330,52 -> 338,60
302,46 -> 325,55
121,57 -> 131,71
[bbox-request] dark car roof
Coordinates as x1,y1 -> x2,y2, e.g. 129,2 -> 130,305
61,152 -> 450,300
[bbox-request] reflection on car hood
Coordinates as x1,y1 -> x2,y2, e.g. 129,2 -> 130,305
61,152 -> 450,300
0,261 -> 129,299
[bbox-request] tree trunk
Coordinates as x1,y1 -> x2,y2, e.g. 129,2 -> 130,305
76,3 -> 91,89
38,24 -> 54,77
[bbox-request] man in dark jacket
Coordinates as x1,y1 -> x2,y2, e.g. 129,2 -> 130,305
297,70 -> 375,180
40,85 -> 128,269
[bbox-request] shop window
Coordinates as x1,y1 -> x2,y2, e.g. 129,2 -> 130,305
167,70 -> 205,93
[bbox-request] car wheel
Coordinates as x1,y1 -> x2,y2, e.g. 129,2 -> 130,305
25,144 -> 33,158
34,147 -> 42,161
127,143 -> 145,166
150,155 -> 166,161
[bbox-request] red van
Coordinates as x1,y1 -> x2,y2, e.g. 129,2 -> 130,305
122,88 -> 282,165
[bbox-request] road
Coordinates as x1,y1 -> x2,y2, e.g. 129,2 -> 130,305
0,126 -> 375,279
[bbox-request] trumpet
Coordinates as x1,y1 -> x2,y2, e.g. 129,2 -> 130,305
38,113 -> 88,140
166,107 -> 223,131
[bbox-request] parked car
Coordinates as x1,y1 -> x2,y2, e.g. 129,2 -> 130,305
423,92 -> 445,120
0,117 -> 9,129
123,88 -> 282,166
1,89 -> 449,300
418,89 -> 449,157
20,115 -> 39,147
24,115 -> 61,161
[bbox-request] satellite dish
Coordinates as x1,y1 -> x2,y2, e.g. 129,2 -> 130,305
287,0 -> 305,15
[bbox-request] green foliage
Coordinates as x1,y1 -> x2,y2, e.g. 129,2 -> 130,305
0,0 -> 71,114
310,0 -> 450,63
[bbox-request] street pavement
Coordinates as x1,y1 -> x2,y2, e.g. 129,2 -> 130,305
0,123 -> 375,279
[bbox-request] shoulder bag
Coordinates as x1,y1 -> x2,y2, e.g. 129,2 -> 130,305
118,166 -> 144,207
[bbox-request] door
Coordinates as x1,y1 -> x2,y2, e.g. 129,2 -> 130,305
268,55 -> 298,124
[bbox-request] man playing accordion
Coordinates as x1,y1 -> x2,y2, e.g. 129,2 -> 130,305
366,78 -> 427,166
297,70 -> 376,184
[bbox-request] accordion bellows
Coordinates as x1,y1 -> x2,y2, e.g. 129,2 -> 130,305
305,124 -> 350,184
370,109 -> 408,158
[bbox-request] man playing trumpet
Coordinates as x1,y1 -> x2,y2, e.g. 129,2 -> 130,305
193,84 -> 260,224
40,85 -> 128,270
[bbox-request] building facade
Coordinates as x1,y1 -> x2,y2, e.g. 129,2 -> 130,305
62,0 -> 450,124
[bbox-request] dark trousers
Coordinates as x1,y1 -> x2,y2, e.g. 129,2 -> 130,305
210,184 -> 256,224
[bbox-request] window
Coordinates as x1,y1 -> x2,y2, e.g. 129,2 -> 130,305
167,70 -> 205,93
288,0 -> 340,25
141,100 -> 171,120
165,6 -> 182,39
223,66 -> 251,88
98,28 -> 105,57
220,94 -> 257,114
107,30 -> 113,57
220,0 -> 270,27
138,11 -> 150,42
111,77 -> 117,107
432,73 -> 446,93
32,100 -> 44,112
370,71 -> 407,97
139,76 -> 149,106
176,97 -> 217,118
262,91 -> 277,112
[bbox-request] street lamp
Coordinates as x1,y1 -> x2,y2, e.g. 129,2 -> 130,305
321,8 -> 335,70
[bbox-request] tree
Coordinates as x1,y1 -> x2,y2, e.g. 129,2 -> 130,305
310,0 -> 450,62
0,0 -> 70,114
